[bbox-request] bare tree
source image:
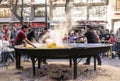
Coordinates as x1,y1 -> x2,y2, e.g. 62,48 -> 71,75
65,0 -> 70,14
65,0 -> 72,32
0,0 -> 23,24
10,0 -> 24,25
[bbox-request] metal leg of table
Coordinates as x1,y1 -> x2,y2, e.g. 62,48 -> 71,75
77,58 -> 83,64
38,58 -> 41,69
73,58 -> 77,79
94,56 -> 96,70
31,57 -> 36,76
69,59 -> 72,67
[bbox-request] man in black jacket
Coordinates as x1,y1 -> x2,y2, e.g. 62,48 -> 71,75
83,25 -> 102,65
27,25 -> 35,42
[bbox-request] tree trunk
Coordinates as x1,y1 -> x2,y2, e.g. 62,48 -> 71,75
21,0 -> 24,25
65,0 -> 70,14
10,0 -> 24,26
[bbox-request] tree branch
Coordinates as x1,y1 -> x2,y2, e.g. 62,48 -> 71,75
14,0 -> 18,12
10,0 -> 23,23
0,0 -> 3,4
11,9 -> 22,21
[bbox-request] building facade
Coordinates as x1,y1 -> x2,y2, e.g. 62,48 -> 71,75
0,0 -> 108,29
107,0 -> 120,32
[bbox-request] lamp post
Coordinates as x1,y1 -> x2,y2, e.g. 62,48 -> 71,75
45,0 -> 48,28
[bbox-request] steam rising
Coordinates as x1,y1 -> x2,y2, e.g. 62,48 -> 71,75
48,20 -> 72,46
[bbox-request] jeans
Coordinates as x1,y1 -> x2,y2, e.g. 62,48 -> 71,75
1,51 -> 14,62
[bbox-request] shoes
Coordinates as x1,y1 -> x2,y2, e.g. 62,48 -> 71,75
83,63 -> 90,65
97,63 -> 101,65
16,66 -> 24,70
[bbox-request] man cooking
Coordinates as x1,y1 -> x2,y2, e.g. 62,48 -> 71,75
83,25 -> 102,65
13,24 -> 36,69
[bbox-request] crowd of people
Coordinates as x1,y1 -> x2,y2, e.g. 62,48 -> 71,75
0,24 -> 120,69
65,26 -> 120,59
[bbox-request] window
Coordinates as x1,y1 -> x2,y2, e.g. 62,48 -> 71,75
0,8 -> 12,18
71,6 -> 87,21
17,7 -> 31,17
52,7 -> 65,21
89,6 -> 107,20
34,7 -> 45,17
53,7 -> 65,17
116,0 -> 120,11
74,0 -> 87,3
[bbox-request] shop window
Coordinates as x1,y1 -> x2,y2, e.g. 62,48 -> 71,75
0,8 -> 12,18
16,7 -> 31,19
34,7 -> 45,17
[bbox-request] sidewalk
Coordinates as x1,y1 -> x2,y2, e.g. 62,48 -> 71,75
0,56 -> 119,81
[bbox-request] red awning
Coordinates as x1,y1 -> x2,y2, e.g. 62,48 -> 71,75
30,22 -> 46,27
13,22 -> 46,28
13,23 -> 22,28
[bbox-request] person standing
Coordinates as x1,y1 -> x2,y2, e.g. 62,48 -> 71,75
114,29 -> 120,59
13,25 -> 36,69
25,25 -> 36,61
83,25 -> 102,65
3,28 -> 11,41
40,28 -> 49,64
10,27 -> 17,46
104,29 -> 111,43
27,25 -> 35,42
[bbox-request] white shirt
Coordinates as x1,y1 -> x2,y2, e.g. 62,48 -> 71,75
2,40 -> 14,52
